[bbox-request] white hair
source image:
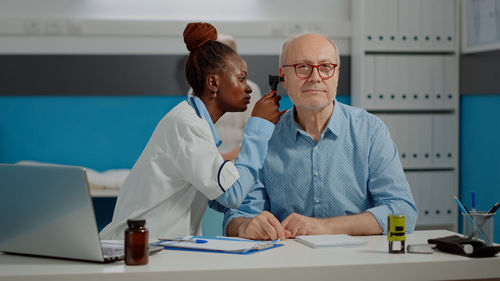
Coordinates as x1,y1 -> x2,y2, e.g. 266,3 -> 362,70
279,33 -> 340,67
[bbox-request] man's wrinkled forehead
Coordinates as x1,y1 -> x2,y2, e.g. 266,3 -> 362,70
289,39 -> 337,63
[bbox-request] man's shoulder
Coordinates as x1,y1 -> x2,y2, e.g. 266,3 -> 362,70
272,108 -> 294,133
337,102 -> 385,128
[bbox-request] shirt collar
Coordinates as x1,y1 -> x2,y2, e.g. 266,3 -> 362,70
187,96 -> 222,147
326,99 -> 343,137
288,99 -> 344,142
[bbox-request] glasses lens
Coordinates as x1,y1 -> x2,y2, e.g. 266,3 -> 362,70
319,64 -> 335,78
295,64 -> 312,78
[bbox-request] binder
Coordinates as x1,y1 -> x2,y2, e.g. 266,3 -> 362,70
405,171 -> 422,224
407,115 -> 421,168
364,0 -> 377,49
420,115 -> 433,167
396,115 -> 410,167
431,171 -> 456,225
385,0 -> 399,49
441,0 -> 456,50
397,55 -> 410,109
407,0 -> 422,49
372,0 -> 386,51
444,56 -> 458,109
153,236 -> 283,255
407,56 -> 419,110
422,0 -> 434,50
374,55 -> 386,110
431,56 -> 445,109
431,0 -> 445,49
432,114 -> 457,168
385,55 -> 397,108
398,0 -> 411,49
364,55 -> 376,108
432,114 -> 446,167
420,171 -> 433,225
421,56 -> 433,109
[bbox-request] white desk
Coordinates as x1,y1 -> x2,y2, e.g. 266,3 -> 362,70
1,230 -> 499,281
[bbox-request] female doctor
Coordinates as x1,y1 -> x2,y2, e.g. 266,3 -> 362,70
100,22 -> 284,239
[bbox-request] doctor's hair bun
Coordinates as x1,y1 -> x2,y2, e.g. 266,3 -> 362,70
183,22 -> 236,96
183,22 -> 218,51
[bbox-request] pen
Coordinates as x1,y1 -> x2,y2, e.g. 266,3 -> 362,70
470,190 -> 476,212
453,196 -> 491,246
488,202 -> 500,214
158,238 -> 208,244
463,205 -> 470,214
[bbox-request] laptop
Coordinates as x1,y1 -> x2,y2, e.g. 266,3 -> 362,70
0,163 -> 162,262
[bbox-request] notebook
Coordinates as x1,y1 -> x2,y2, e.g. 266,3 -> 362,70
0,163 -> 162,263
296,234 -> 367,248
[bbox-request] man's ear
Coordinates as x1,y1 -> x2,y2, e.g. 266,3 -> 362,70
206,74 -> 219,94
279,67 -> 287,90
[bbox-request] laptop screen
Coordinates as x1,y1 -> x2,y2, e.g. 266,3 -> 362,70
0,164 -> 106,262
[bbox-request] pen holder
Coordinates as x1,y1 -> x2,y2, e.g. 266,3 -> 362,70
462,211 -> 495,244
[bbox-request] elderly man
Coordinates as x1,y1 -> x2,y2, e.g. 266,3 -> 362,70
224,33 -> 417,240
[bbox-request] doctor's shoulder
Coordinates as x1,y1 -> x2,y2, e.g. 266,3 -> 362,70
153,102 -> 212,141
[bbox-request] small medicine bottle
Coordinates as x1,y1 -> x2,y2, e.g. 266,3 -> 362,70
124,218 -> 148,265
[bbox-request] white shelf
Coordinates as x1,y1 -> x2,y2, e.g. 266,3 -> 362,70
351,0 -> 460,230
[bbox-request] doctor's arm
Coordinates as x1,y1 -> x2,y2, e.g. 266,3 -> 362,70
214,92 -> 285,208
213,116 -> 274,209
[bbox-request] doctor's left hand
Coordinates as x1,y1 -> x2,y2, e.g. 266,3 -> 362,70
281,213 -> 329,238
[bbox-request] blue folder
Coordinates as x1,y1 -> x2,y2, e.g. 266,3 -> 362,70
152,236 -> 283,255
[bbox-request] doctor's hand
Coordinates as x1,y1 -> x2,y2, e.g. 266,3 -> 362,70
235,211 -> 289,241
251,91 -> 286,125
281,213 -> 329,238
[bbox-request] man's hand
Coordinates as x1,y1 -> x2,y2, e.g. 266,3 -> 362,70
281,213 -> 328,238
229,211 -> 289,241
282,212 -> 383,237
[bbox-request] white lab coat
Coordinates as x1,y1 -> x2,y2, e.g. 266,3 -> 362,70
100,101 -> 239,240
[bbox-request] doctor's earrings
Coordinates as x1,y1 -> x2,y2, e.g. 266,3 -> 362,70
212,90 -> 218,98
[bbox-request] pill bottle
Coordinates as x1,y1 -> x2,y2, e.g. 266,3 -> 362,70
124,218 -> 148,265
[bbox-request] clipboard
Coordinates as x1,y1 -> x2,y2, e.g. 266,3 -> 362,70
152,236 -> 283,255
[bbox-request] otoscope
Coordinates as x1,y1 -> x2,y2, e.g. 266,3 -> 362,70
268,75 -> 284,96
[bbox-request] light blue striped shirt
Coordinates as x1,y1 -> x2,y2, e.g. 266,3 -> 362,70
224,100 -> 418,233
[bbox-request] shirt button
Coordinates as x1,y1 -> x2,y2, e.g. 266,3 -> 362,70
315,199 -> 321,204
314,146 -> 318,150
314,172 -> 319,177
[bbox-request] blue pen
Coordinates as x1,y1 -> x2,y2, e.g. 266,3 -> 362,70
471,190 -> 476,212
158,238 -> 208,244
453,196 -> 490,246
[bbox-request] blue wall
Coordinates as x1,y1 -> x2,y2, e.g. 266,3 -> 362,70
0,96 -> 185,170
460,95 -> 500,243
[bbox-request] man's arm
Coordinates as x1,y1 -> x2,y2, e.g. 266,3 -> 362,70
363,119 -> 418,233
223,180 -> 288,241
281,212 -> 382,238
227,211 -> 287,240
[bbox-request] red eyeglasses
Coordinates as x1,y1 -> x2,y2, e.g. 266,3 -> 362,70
282,63 -> 337,79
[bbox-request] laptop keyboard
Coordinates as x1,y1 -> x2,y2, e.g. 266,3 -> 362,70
101,243 -> 163,262
102,245 -> 124,261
